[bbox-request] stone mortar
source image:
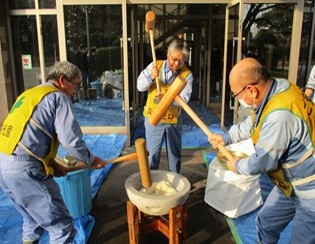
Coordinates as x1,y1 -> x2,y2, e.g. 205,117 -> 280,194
125,170 -> 191,216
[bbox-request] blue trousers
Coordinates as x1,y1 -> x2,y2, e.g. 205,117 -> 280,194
0,154 -> 76,243
256,186 -> 315,244
144,117 -> 182,173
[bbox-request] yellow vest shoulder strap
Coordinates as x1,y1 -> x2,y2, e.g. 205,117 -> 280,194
252,83 -> 315,144
0,85 -> 61,154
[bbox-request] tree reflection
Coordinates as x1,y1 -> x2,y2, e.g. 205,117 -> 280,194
65,5 -> 124,127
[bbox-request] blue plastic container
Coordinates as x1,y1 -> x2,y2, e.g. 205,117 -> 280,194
90,81 -> 102,98
54,169 -> 92,219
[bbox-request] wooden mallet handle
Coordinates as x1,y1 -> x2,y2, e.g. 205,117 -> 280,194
174,96 -> 234,161
145,11 -> 161,94
135,138 -> 152,188
146,73 -> 234,161
55,152 -> 138,174
107,152 -> 138,163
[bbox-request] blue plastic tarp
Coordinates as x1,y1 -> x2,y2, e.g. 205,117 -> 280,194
73,98 -> 125,126
0,134 -> 127,243
205,152 -> 292,243
132,101 -> 223,148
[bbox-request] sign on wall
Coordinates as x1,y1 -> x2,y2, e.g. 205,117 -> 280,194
22,55 -> 32,70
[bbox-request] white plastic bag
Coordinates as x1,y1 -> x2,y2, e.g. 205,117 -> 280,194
204,139 -> 263,218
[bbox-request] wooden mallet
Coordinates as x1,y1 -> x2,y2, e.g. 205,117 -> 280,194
148,75 -> 187,125
145,10 -> 161,94
148,76 -> 235,162
135,138 -> 152,188
55,152 -> 139,174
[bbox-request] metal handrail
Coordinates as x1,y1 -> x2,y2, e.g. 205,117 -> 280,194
143,4 -> 188,48
154,4 -> 187,43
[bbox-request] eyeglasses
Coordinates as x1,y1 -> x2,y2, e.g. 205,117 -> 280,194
170,55 -> 185,64
67,79 -> 81,88
232,82 -> 258,98
72,80 -> 81,87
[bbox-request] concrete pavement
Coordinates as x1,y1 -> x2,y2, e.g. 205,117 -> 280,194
88,147 -> 236,244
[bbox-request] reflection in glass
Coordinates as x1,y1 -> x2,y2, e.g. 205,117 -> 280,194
64,5 -> 124,126
39,0 -> 56,9
11,16 -> 40,92
243,4 -> 294,79
42,15 -> 59,77
9,0 -> 35,9
305,0 -> 315,7
224,4 -> 240,126
297,7 -> 315,87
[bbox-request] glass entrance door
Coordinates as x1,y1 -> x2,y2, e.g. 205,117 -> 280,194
41,15 -> 60,78
221,1 -> 299,128
221,2 -> 241,128
64,5 -> 125,128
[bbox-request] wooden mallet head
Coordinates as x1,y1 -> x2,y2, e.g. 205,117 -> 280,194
149,76 -> 187,126
145,11 -> 156,32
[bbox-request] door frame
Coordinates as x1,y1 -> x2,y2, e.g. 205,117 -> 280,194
221,0 -> 302,127
221,0 -> 243,128
6,0 -> 305,145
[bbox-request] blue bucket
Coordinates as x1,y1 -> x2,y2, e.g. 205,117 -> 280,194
90,81 -> 102,98
54,169 -> 92,219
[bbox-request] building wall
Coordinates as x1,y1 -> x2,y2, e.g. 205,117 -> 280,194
0,5 -> 15,125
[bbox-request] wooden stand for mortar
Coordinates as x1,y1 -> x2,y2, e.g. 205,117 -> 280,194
127,138 -> 187,243
127,201 -> 187,244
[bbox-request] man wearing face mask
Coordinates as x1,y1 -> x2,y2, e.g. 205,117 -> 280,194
208,58 -> 315,244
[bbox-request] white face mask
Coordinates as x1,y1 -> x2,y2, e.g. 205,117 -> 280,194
238,98 -> 251,108
238,92 -> 257,109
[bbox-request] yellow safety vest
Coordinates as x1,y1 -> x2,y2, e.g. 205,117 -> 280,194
143,60 -> 191,124
0,85 -> 62,175
251,82 -> 315,197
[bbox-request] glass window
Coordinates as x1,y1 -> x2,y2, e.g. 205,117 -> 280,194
297,10 -> 314,87
11,16 -> 40,92
64,5 -> 124,127
243,4 -> 295,79
9,0 -> 35,9
42,15 -> 59,74
39,0 -> 56,9
305,0 -> 315,7
224,3 -> 240,126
